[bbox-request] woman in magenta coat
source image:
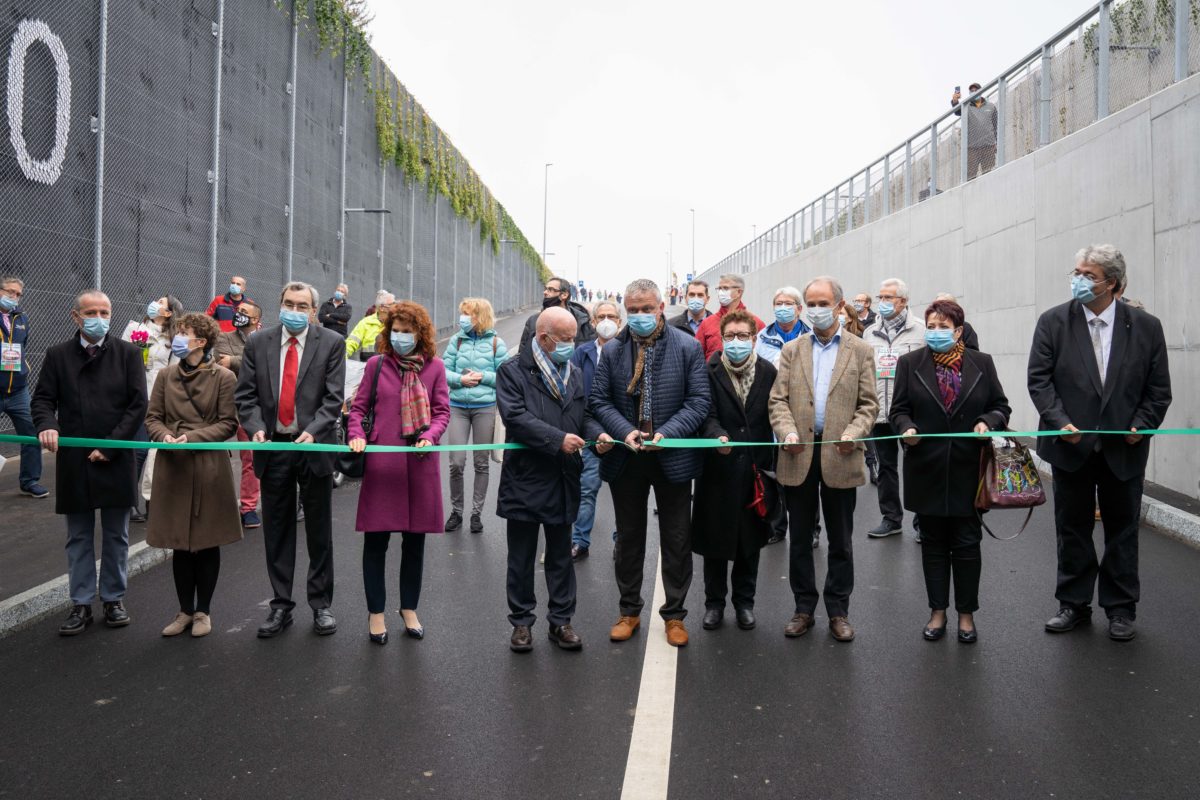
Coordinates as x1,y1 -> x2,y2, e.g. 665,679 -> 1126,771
348,301 -> 450,645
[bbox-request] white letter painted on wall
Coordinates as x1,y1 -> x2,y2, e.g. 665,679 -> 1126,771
7,19 -> 71,185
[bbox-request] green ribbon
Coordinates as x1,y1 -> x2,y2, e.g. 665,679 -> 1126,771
2,429 -> 1196,454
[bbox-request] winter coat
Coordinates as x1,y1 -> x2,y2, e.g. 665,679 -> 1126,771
144,360 -> 243,550
348,355 -> 451,533
585,323 -> 711,484
318,299 -> 353,337
206,292 -> 250,334
31,336 -> 147,514
568,339 -> 603,398
691,353 -> 777,561
695,303 -> 766,360
120,319 -> 176,397
863,311 -> 926,423
1,308 -> 30,395
754,319 -> 811,367
888,347 -> 1011,518
496,345 -> 586,525
345,314 -> 386,361
518,301 -> 597,352
668,309 -> 711,337
214,327 -> 253,376
443,329 -> 509,407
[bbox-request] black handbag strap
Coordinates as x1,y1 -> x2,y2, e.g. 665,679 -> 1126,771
360,358 -> 384,434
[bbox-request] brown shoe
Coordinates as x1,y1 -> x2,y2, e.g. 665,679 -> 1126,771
510,625 -> 533,653
161,611 -> 193,637
610,615 -> 640,641
191,612 -> 212,638
549,624 -> 582,650
665,619 -> 689,647
784,613 -> 814,638
829,616 -> 855,642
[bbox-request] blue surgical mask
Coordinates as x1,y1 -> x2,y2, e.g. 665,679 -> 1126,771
806,306 -> 834,331
458,314 -> 474,335
723,338 -> 753,363
925,329 -> 957,353
687,297 -> 705,314
551,341 -> 575,364
333,290 -> 344,301
1071,274 -> 1106,304
81,316 -> 110,340
878,301 -> 896,318
146,301 -> 161,319
627,313 -> 658,336
1,295 -> 19,312
774,304 -> 797,325
279,308 -> 309,333
229,283 -> 242,296
391,332 -> 416,355
171,334 -> 193,360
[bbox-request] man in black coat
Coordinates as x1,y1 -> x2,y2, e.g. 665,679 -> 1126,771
235,282 -> 346,638
497,307 -> 587,652
518,276 -> 596,351
668,279 -> 713,337
1028,245 -> 1172,642
32,290 -> 147,635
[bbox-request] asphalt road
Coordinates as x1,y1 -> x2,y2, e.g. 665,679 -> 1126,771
2,310 -> 1198,799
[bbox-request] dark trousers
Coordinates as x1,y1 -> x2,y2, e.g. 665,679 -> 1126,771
173,547 -> 221,615
703,552 -> 760,611
873,422 -> 903,525
1052,453 -> 1142,619
260,450 -> 334,612
506,520 -> 576,627
917,515 -> 981,613
767,475 -> 820,539
785,444 -> 857,617
362,532 -> 425,613
611,454 -> 693,620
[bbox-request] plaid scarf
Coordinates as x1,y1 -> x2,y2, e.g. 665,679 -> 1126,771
883,309 -> 909,338
391,353 -> 432,438
720,351 -> 757,407
625,314 -> 666,397
531,341 -> 571,403
932,341 -> 965,411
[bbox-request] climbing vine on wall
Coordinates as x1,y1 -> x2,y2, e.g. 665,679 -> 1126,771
1083,0 -> 1200,57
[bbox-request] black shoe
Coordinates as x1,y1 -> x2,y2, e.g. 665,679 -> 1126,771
957,626 -> 978,644
510,625 -> 533,652
102,601 -> 130,628
1108,616 -> 1136,641
445,512 -> 463,532
406,625 -> 425,640
257,608 -> 293,638
867,521 -> 903,538
702,608 -> 723,630
735,608 -> 756,630
923,624 -> 947,641
548,624 -> 582,650
765,532 -> 785,545
59,604 -> 93,636
571,544 -> 589,562
313,608 -> 338,635
1045,606 -> 1092,633
129,507 -> 146,524
470,514 -> 483,533
369,630 -> 389,645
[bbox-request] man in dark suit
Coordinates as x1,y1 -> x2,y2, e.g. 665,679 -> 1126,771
235,282 -> 345,638
668,279 -> 713,337
1028,245 -> 1172,642
32,290 -> 147,635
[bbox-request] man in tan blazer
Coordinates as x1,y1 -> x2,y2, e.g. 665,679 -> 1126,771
768,276 -> 878,642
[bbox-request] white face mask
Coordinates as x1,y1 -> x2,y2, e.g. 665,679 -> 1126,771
596,319 -> 619,340
717,289 -> 734,307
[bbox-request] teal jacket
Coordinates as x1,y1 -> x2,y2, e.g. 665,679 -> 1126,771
443,330 -> 509,408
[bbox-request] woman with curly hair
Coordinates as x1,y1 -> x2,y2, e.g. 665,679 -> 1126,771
348,301 -> 450,644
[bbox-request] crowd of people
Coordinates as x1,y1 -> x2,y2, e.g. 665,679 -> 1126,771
0,242 -> 1172,649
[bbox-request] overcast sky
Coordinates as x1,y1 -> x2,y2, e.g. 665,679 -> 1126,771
369,0 -> 1088,296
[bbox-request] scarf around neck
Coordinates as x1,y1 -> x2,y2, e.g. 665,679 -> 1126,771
391,353 -> 432,438
932,341 -> 965,411
720,351 -> 757,406
531,341 -> 571,403
625,314 -> 666,396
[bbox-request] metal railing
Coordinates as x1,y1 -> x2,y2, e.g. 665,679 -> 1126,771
700,0 -> 1198,283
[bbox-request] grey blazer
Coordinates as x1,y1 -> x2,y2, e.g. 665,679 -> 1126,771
234,323 -> 346,477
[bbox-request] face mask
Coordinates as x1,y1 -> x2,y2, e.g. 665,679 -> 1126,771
852,301 -> 864,313
146,302 -> 161,319
687,297 -> 705,314
0,295 -> 17,312
81,316 -> 110,340
878,301 -> 896,318
233,312 -> 251,329
838,314 -> 849,327
774,304 -> 797,325
596,319 -> 619,340
391,332 -> 416,355
925,329 -> 957,353
716,289 -> 734,308
550,341 -> 575,364
333,291 -> 344,301
723,338 -> 753,363
806,306 -> 835,331
542,295 -> 563,310
229,283 -> 242,296
627,313 -> 658,336
171,334 -> 193,360
458,314 -> 475,335
1071,274 -> 1106,304
279,308 -> 309,333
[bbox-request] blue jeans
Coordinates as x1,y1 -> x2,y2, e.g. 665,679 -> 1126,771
571,448 -> 603,548
65,509 -> 130,605
0,388 -> 42,487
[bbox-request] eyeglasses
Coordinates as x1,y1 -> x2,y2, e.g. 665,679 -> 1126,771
721,332 -> 754,342
876,294 -> 900,302
1,287 -> 21,298
596,314 -> 620,322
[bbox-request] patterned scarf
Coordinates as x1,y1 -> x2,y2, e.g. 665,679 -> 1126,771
720,351 -> 757,407
531,341 -> 572,403
391,353 -> 432,438
625,314 -> 666,396
932,341 -> 965,411
883,309 -> 908,338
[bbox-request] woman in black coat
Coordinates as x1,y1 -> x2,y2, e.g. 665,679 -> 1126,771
691,310 -> 777,632
888,299 -> 1010,644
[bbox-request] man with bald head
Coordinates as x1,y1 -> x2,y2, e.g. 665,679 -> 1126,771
497,305 -> 588,652
32,290 -> 147,635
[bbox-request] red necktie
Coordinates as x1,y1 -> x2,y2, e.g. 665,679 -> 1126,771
278,337 -> 298,428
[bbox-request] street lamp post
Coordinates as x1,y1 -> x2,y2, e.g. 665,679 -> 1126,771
542,163 -> 552,263
576,244 -> 582,292
690,208 -> 695,275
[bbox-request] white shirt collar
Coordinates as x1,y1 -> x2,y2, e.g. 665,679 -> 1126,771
282,325 -> 309,348
80,334 -> 107,349
1083,299 -> 1117,326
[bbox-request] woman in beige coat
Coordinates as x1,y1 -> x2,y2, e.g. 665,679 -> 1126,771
145,313 -> 241,637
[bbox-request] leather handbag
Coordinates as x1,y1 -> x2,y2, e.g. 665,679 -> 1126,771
335,359 -> 382,479
975,435 -> 1046,539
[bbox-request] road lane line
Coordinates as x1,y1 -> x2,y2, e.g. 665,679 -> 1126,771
620,553 -> 677,800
